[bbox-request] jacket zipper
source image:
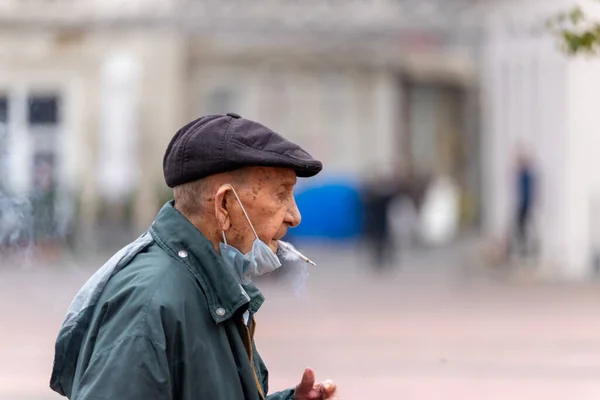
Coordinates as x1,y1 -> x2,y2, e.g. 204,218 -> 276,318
242,317 -> 265,400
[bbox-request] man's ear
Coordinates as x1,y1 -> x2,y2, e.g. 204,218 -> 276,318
215,185 -> 233,231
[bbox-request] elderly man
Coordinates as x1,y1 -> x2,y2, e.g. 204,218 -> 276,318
50,113 -> 337,400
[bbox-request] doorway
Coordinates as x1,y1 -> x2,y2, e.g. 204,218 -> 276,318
404,81 -> 481,229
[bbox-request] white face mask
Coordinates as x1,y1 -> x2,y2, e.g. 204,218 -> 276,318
219,185 -> 282,283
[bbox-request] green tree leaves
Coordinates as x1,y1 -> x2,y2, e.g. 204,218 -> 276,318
547,5 -> 600,55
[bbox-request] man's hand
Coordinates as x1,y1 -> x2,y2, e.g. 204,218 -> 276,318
294,367 -> 337,399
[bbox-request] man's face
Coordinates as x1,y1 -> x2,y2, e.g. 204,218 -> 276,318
223,167 -> 301,254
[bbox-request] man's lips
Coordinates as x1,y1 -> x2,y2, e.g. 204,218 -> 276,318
274,226 -> 289,241
268,227 -> 289,252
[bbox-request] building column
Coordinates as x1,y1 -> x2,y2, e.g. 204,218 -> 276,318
556,55 -> 600,280
6,86 -> 29,195
133,32 -> 186,232
76,68 -> 101,250
371,69 -> 401,177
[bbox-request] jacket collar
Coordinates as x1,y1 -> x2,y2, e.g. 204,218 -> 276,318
150,201 -> 264,323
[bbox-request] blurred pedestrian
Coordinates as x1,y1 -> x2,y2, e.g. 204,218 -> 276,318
0,193 -> 34,261
363,176 -> 394,269
363,165 -> 415,270
31,156 -> 62,261
419,173 -> 460,247
511,148 -> 537,258
50,113 -> 337,400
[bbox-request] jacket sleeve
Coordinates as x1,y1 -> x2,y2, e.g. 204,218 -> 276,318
266,388 -> 296,400
72,335 -> 171,400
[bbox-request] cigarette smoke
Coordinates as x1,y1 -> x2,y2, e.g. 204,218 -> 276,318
276,240 -> 310,300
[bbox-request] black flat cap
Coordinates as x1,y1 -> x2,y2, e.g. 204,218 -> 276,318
163,113 -> 323,188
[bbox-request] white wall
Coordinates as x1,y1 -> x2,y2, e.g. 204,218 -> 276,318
563,11 -> 600,278
482,0 -> 600,279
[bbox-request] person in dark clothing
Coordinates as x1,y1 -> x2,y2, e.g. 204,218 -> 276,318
50,113 -> 337,400
363,179 -> 396,268
513,152 -> 537,257
363,166 -> 415,269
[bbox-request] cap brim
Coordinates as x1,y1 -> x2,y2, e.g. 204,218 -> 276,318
292,160 -> 323,178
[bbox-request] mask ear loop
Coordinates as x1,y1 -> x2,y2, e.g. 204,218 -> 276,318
223,184 -> 259,240
222,231 -> 228,245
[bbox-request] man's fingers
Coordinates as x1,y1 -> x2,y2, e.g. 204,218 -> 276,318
317,379 -> 337,399
297,367 -> 316,393
297,369 -> 338,399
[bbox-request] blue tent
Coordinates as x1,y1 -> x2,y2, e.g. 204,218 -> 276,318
286,178 -> 363,241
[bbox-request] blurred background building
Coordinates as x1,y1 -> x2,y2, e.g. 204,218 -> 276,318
2,0 -> 600,280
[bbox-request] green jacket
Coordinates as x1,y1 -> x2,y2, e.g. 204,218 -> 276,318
50,202 -> 296,400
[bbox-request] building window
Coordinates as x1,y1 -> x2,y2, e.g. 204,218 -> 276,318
0,91 -> 63,198
27,93 -> 62,239
28,95 -> 60,125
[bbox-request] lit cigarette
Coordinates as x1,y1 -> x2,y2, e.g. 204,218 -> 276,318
277,241 -> 316,266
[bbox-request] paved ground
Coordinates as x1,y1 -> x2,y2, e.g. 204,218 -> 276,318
2,242 -> 600,399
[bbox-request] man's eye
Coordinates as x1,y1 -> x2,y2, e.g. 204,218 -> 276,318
277,190 -> 290,200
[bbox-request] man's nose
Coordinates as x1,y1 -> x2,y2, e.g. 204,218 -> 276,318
285,199 -> 302,228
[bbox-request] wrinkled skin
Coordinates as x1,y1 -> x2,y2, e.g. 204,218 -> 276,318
215,167 -> 301,254
183,166 -> 301,254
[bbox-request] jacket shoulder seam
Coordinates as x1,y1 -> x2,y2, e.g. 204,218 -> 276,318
136,264 -> 178,345
86,334 -> 159,367
149,228 -> 217,313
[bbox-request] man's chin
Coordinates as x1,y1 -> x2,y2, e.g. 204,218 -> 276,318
268,241 -> 279,253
